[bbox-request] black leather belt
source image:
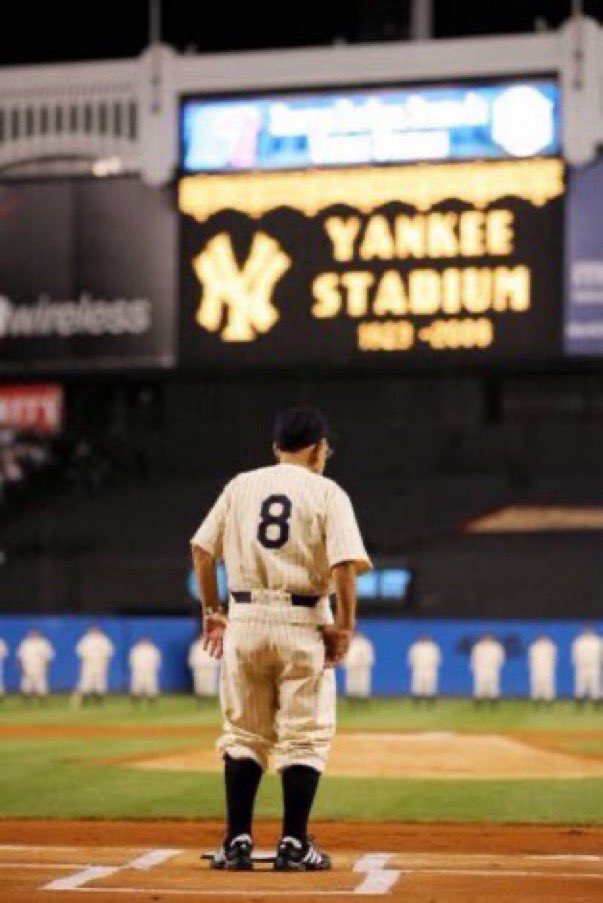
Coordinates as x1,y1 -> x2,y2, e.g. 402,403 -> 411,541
231,590 -> 321,609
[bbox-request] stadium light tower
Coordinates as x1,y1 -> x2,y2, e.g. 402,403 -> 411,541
149,0 -> 162,46
410,0 -> 432,40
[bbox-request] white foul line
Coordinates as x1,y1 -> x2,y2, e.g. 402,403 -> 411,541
353,852 -> 401,895
127,849 -> 182,871
44,866 -> 120,891
43,848 -> 181,892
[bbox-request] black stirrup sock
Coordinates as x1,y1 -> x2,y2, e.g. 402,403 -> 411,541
223,754 -> 263,841
281,764 -> 321,843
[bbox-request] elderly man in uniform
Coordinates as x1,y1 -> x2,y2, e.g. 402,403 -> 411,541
470,633 -> 505,704
188,630 -> 220,700
74,625 -> 114,704
129,637 -> 162,702
0,635 -> 8,699
407,634 -> 441,703
343,631 -> 375,700
528,634 -> 557,704
17,629 -> 54,700
571,627 -> 601,704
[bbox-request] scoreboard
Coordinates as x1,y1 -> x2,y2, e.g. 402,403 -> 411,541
178,79 -> 563,369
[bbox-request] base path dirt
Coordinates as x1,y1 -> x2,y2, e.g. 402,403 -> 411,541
0,821 -> 602,903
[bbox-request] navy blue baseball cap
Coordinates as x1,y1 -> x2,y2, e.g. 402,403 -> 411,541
273,406 -> 333,452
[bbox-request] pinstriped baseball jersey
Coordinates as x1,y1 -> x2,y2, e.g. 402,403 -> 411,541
191,462 -> 371,598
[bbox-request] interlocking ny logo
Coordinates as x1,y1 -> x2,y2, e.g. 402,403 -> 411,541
192,232 -> 291,342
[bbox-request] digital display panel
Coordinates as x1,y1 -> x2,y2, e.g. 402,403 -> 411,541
179,156 -> 564,367
565,157 -> 603,355
181,79 -> 560,173
357,568 -> 413,601
179,78 -> 564,370
188,565 -> 413,608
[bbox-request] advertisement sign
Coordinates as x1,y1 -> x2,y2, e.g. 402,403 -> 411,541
0,384 -> 63,434
179,157 -> 564,368
565,158 -> 603,355
181,79 -> 560,173
0,178 -> 176,373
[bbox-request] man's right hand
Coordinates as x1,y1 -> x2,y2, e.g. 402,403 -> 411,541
202,613 -> 228,659
321,625 -> 352,666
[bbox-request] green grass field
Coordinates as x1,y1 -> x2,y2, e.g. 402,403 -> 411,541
0,695 -> 601,824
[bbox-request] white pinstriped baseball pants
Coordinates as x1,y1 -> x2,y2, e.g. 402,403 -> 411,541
217,614 -> 336,773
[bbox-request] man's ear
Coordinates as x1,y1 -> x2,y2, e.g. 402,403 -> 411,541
309,442 -> 321,464
272,442 -> 281,460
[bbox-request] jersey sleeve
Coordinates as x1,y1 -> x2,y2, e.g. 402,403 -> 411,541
190,480 -> 234,559
325,485 -> 371,573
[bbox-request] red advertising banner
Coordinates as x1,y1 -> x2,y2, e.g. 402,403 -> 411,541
0,384 -> 64,434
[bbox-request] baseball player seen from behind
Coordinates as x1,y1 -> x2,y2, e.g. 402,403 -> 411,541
191,407 -> 371,872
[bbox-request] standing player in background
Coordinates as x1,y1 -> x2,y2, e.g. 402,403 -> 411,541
17,629 -> 54,700
129,637 -> 162,703
188,631 -> 220,700
528,634 -> 557,704
0,636 -> 8,698
344,631 -> 375,700
407,635 -> 441,703
470,634 -> 505,704
74,626 -> 114,705
191,407 -> 370,872
571,626 -> 601,704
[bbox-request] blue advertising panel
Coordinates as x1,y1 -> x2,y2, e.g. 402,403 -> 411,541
565,158 -> 603,355
0,615 -> 599,697
181,79 -> 560,173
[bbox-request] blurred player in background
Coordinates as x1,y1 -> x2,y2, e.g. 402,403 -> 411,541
0,636 -> 8,698
74,625 -> 114,705
343,631 -> 375,699
17,629 -> 54,700
129,637 -> 161,702
408,635 -> 441,703
188,631 -> 220,700
528,634 -> 557,704
571,627 -> 601,704
471,634 -> 505,704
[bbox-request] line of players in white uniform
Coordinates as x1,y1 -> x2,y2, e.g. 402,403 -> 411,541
0,626 -> 220,702
343,628 -> 602,702
0,625 -> 600,702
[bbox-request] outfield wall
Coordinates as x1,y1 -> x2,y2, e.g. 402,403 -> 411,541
0,616 -> 600,697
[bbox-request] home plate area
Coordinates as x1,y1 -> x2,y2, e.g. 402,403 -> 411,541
2,842 -> 602,902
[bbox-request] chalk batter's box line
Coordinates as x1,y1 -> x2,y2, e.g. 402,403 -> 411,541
43,850 -> 400,896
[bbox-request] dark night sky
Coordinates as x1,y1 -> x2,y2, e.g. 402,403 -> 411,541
0,1 -> 601,67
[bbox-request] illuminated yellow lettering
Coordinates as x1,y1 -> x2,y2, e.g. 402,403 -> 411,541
373,270 -> 408,316
312,272 -> 342,318
323,216 -> 361,262
192,232 -> 290,342
394,215 -> 426,258
341,272 -> 374,317
357,322 -> 381,351
463,268 -> 492,314
487,209 -> 514,255
359,215 -> 395,261
427,213 -> 458,257
358,320 -> 414,351
493,266 -> 530,311
459,211 -> 485,256
409,269 -> 441,314
441,268 -> 462,314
